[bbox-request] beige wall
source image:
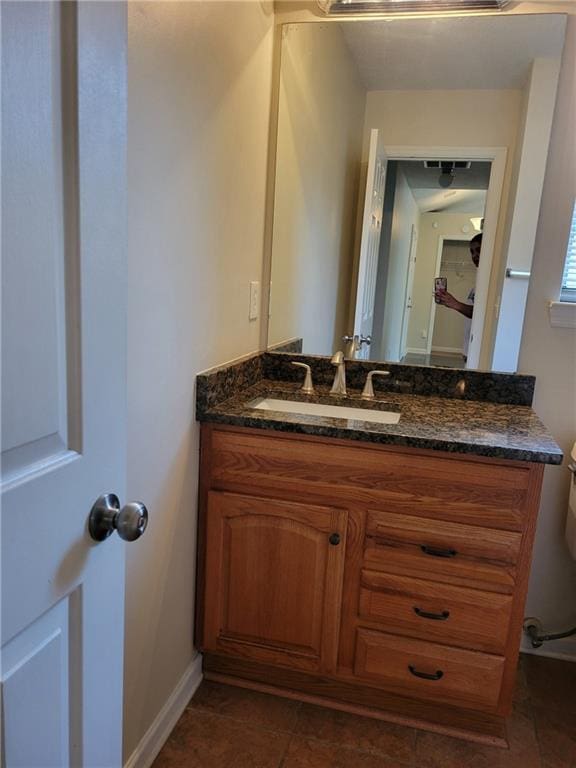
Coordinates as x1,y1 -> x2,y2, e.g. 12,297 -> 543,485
407,213 -> 480,353
519,16 -> 576,657
432,242 -> 477,353
363,89 -> 522,157
125,1 -> 274,760
268,23 -> 365,354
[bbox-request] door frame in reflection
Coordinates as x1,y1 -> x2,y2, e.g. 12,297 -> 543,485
374,145 -> 506,369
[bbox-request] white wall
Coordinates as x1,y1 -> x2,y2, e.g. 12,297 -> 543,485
125,1 -> 274,760
519,16 -> 576,658
268,23 -> 365,354
378,167 -> 420,361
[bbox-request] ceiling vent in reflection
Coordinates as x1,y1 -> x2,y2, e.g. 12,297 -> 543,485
318,0 -> 508,14
424,161 -> 472,170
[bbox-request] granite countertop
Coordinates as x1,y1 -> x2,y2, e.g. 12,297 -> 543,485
198,377 -> 563,465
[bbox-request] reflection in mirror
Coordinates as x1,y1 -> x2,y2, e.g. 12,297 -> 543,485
267,16 -> 566,371
372,159 -> 489,368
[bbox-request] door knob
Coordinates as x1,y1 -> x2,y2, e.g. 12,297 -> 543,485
88,493 -> 148,542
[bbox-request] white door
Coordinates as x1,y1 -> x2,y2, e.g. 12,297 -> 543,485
399,225 -> 418,360
353,129 -> 387,360
1,3 -> 139,766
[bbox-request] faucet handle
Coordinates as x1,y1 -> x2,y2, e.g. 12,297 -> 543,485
361,370 -> 390,400
331,350 -> 344,365
329,351 -> 347,396
291,362 -> 314,394
342,335 -> 359,358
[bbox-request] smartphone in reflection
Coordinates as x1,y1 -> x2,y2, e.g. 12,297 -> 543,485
434,277 -> 447,303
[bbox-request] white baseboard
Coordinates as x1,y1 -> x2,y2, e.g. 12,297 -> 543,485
405,347 -> 427,355
430,346 -> 463,355
125,654 -> 203,768
521,638 -> 576,662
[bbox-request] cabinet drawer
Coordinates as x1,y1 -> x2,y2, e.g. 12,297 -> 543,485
354,629 -> 505,711
359,570 -> 513,654
209,429 -> 530,531
364,510 -> 521,593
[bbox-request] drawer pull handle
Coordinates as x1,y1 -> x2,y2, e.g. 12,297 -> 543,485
408,665 -> 444,681
329,533 -> 341,546
421,545 -> 457,558
413,607 -> 450,621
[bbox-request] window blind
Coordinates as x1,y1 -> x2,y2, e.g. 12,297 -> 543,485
561,200 -> 576,302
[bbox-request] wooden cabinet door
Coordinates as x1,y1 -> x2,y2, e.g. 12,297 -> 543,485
203,491 -> 348,673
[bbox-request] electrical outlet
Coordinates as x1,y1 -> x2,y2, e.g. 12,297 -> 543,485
421,329 -> 427,339
249,281 -> 260,321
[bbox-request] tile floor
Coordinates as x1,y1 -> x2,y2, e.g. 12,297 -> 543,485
153,654 -> 576,768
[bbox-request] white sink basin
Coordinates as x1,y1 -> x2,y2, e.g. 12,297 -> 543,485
249,397 -> 401,425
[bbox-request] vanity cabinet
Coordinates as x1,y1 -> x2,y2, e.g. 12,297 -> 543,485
196,423 -> 545,745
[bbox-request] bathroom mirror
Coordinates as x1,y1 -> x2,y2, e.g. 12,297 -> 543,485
267,15 -> 567,371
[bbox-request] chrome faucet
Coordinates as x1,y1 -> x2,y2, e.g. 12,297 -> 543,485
330,351 -> 347,396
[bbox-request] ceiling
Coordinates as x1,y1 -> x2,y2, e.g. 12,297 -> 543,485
340,15 -> 566,90
411,188 -> 487,214
396,160 -> 489,213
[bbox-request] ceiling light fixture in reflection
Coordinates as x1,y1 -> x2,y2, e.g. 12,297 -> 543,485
318,0 -> 508,14
438,168 -> 455,188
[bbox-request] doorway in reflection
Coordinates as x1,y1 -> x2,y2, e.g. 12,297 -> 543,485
370,159 -> 488,367
428,239 -> 479,366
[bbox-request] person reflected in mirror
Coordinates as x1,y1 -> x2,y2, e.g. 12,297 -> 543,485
434,233 -> 482,360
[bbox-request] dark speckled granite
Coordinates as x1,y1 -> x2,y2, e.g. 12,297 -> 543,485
196,352 -> 264,414
264,352 -> 536,405
196,352 -> 562,464
267,338 -> 303,354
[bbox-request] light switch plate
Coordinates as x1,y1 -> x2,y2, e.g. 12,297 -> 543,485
249,281 -> 260,321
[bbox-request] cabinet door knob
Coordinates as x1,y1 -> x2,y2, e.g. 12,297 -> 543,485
329,533 -> 341,546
